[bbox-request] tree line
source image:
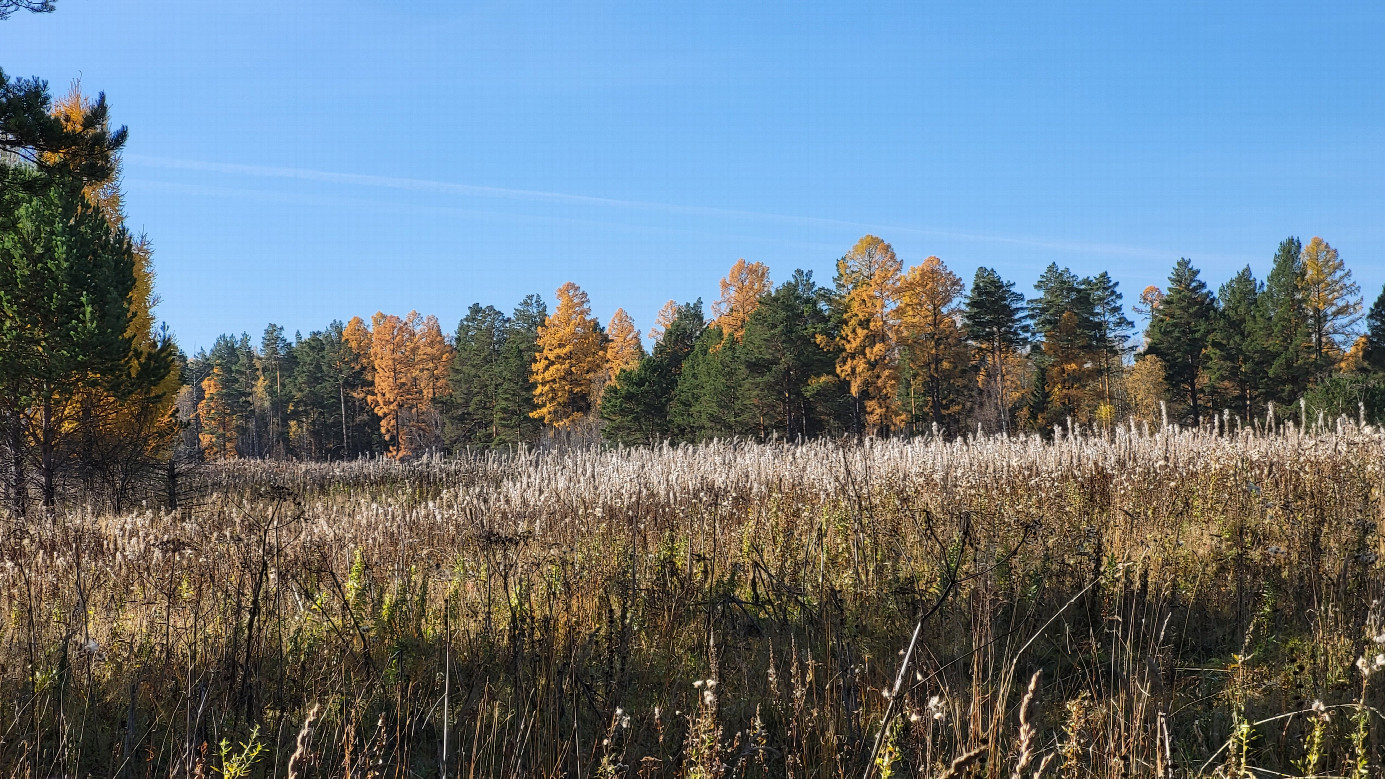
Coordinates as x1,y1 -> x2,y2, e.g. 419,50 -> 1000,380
184,233 -> 1385,461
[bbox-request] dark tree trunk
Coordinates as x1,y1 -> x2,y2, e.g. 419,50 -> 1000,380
8,411 -> 25,519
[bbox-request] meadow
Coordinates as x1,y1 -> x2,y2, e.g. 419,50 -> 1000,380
1,423 -> 1382,778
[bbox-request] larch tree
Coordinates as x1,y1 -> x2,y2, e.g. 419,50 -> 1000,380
711,259 -> 771,343
366,311 -> 452,459
647,299 -> 679,343
830,235 -> 903,436
896,256 -> 970,431
530,282 -> 606,429
604,308 -> 644,385
1300,236 -> 1361,370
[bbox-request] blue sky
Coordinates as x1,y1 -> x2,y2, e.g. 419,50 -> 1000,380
4,1 -> 1383,351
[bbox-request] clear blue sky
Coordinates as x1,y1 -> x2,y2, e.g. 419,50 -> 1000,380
4,1 -> 1383,351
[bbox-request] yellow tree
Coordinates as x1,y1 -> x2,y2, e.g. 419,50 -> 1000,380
830,235 -> 903,435
343,316 -> 374,377
711,259 -> 771,342
647,299 -> 679,343
365,312 -> 453,458
197,369 -> 238,460
413,314 -> 453,446
897,256 -> 970,429
1300,236 -> 1361,367
605,308 -> 643,386
531,282 -> 607,429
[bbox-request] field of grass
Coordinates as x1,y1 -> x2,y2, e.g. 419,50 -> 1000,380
2,425 -> 1383,777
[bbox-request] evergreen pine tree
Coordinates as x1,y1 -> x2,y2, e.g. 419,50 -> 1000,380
601,301 -> 704,444
963,267 -> 1028,433
1146,258 -> 1217,425
740,270 -> 844,439
448,304 -> 510,447
1363,284 -> 1385,374
1208,267 -> 1263,420
1254,237 -> 1313,404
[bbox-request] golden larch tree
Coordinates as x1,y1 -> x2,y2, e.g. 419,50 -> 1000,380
896,256 -> 970,429
830,235 -> 904,435
365,311 -> 453,458
647,299 -> 679,343
605,308 -> 643,385
1300,236 -> 1361,366
711,259 -> 771,342
531,282 -> 607,429
343,316 -> 374,377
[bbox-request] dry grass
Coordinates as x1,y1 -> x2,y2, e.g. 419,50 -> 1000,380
1,423 -> 1383,777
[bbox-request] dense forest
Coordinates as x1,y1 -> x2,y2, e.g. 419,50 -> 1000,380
6,45 -> 1385,514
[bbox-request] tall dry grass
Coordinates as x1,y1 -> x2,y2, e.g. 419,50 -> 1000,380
1,422 -> 1382,777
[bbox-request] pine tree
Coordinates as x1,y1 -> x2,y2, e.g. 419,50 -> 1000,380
1030,263 -> 1097,341
896,256 -> 970,431
669,325 -> 755,441
830,235 -> 902,436
1146,258 -> 1217,425
448,304 -> 510,447
1254,237 -> 1313,404
963,267 -> 1029,434
1300,236 -> 1361,370
601,301 -> 704,444
1084,271 -> 1134,416
493,294 -> 546,445
711,259 -> 771,343
741,270 -> 844,439
286,322 -> 375,458
1208,267 -> 1263,419
0,179 -> 139,510
530,282 -> 607,430
258,323 -> 293,457
0,68 -> 125,192
1363,285 -> 1385,374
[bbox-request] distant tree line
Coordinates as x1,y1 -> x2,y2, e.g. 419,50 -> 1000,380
178,232 -> 1385,462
